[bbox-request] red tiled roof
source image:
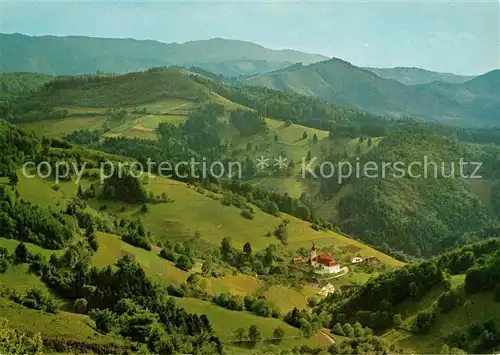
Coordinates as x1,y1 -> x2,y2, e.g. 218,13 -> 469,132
313,253 -> 339,266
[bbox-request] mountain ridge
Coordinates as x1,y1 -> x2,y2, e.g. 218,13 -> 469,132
0,33 -> 328,77
364,66 -> 476,85
243,58 -> 500,127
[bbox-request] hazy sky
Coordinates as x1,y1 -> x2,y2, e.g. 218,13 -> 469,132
1,0 -> 499,75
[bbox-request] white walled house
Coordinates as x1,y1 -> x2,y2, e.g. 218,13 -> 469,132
317,283 -> 336,297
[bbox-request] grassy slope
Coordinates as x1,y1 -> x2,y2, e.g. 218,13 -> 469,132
143,177 -> 402,267
12,169 -> 403,266
0,238 -> 59,294
0,298 -> 122,345
174,297 -> 328,348
18,98 -> 194,140
18,116 -> 105,138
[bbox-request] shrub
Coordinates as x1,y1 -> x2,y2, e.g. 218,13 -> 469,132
14,242 -> 31,263
332,323 -> 345,336
12,288 -> 59,313
438,290 -> 461,313
342,323 -> 354,337
175,255 -> 193,271
167,284 -> 185,297
412,310 -> 436,333
241,209 -> 254,220
307,296 -> 319,307
160,248 -> 178,262
74,298 -> 88,314
122,233 -> 151,251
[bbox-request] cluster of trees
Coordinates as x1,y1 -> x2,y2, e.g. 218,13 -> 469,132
220,180 -> 332,229
41,337 -> 132,354
233,325 -> 266,347
0,188 -> 76,249
65,197 -> 113,238
327,335 -> 395,355
0,247 -> 9,273
0,120 -> 40,176
98,104 -> 229,178
100,169 -> 148,204
229,109 -> 267,137
117,217 -> 152,251
331,321 -> 373,338
6,287 -> 59,314
220,190 -> 255,220
284,307 -> 325,338
219,237 -> 280,276
212,293 -> 280,318
446,319 -> 500,353
412,309 -> 437,334
273,221 -> 289,245
66,128 -> 101,145
464,250 -> 500,296
437,289 -> 462,314
88,297 -> 219,353
160,241 -> 196,271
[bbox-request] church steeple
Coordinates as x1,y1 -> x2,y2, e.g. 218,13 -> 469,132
310,241 -> 317,265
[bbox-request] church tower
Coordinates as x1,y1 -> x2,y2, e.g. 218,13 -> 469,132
310,241 -> 317,266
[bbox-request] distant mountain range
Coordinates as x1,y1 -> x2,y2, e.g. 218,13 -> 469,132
1,32 -> 497,127
0,33 -> 327,76
363,67 -> 475,86
243,60 -> 500,127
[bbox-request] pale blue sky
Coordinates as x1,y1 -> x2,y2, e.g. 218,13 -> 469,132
1,0 -> 499,75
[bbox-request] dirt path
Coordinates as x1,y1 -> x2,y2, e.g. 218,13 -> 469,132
320,328 -> 336,344
321,266 -> 349,279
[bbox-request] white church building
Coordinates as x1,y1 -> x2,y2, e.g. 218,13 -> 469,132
309,241 -> 341,274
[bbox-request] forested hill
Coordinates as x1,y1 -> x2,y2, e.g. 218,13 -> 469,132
0,72 -> 53,100
0,33 -> 327,76
318,128 -> 497,257
0,67 -> 381,128
243,59 -> 500,127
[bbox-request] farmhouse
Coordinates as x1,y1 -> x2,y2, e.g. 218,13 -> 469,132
317,283 -> 336,297
309,241 -> 341,274
351,256 -> 363,264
